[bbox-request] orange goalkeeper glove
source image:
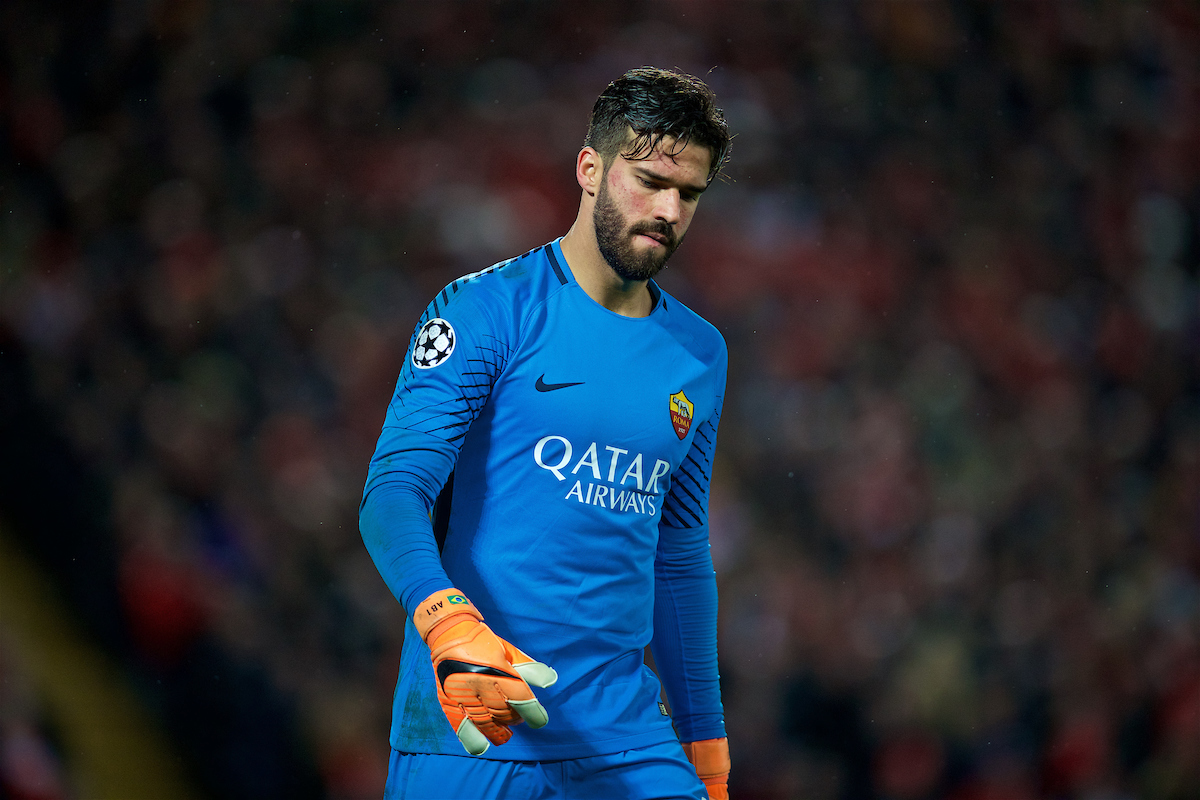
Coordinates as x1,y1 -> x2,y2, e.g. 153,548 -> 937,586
413,588 -> 558,755
683,737 -> 731,800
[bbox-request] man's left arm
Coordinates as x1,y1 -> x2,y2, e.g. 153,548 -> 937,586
652,352 -> 730,799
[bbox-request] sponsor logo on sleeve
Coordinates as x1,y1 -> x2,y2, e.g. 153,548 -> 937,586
669,390 -> 694,439
412,318 -> 456,369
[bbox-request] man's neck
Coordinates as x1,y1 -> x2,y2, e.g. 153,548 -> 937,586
560,224 -> 654,318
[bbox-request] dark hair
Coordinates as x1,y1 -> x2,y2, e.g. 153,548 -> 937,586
584,67 -> 731,184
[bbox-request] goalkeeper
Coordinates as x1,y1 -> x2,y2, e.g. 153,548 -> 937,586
360,67 -> 732,799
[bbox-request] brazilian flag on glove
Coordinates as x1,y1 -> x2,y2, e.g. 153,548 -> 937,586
413,588 -> 558,755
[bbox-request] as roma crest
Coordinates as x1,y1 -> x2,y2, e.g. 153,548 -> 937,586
669,390 -> 694,440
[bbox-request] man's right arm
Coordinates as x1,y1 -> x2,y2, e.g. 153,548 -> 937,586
358,278 -> 559,756
359,425 -> 457,614
358,283 -> 513,611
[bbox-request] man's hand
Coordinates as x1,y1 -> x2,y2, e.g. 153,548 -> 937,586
413,588 -> 557,755
683,737 -> 731,800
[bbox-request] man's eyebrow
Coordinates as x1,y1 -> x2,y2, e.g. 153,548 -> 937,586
633,166 -> 708,196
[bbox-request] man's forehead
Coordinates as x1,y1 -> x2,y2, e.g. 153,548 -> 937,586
620,130 -> 713,174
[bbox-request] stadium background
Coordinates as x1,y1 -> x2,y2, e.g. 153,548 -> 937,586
0,1 -> 1197,798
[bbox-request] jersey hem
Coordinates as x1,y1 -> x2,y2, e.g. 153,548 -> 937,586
391,726 -> 680,762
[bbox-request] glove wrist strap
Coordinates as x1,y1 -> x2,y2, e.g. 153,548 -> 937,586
413,588 -> 483,642
682,737 -> 731,781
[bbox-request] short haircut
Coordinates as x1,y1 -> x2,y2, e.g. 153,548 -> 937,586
584,67 -> 731,185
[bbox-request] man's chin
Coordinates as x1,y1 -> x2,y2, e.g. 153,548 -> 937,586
597,228 -> 673,281
609,255 -> 667,282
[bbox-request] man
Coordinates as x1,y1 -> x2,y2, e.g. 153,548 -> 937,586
360,66 -> 732,799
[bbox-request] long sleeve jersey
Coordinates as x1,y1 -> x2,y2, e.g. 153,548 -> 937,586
360,238 -> 727,760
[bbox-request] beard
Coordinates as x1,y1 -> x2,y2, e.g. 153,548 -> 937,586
593,179 -> 681,282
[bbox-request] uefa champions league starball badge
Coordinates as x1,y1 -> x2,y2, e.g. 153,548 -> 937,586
412,318 -> 456,369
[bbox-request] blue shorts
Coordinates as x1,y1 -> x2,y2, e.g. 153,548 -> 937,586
384,740 -> 707,800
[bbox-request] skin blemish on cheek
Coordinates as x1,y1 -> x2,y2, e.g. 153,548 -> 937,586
609,169 -> 632,195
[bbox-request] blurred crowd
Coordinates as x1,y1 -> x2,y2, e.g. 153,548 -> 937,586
1,1 -> 1197,799
0,637 -> 70,800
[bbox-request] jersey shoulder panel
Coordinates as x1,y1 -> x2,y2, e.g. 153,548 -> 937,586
429,243 -> 569,331
656,285 -> 728,370
392,243 -> 571,422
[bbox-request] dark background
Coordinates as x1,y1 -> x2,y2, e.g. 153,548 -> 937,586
0,1 -> 1197,798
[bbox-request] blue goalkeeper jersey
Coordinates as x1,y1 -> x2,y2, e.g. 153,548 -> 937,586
360,238 -> 727,760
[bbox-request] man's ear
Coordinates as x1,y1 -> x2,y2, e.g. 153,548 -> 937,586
576,147 -> 603,196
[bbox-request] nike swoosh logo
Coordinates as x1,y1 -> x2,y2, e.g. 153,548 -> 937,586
536,375 -> 584,392
437,659 -> 519,691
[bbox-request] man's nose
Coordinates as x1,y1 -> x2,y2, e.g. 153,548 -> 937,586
653,189 -> 682,225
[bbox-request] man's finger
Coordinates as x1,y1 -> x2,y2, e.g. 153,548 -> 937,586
508,697 -> 550,728
513,660 -> 558,688
456,717 -> 490,755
